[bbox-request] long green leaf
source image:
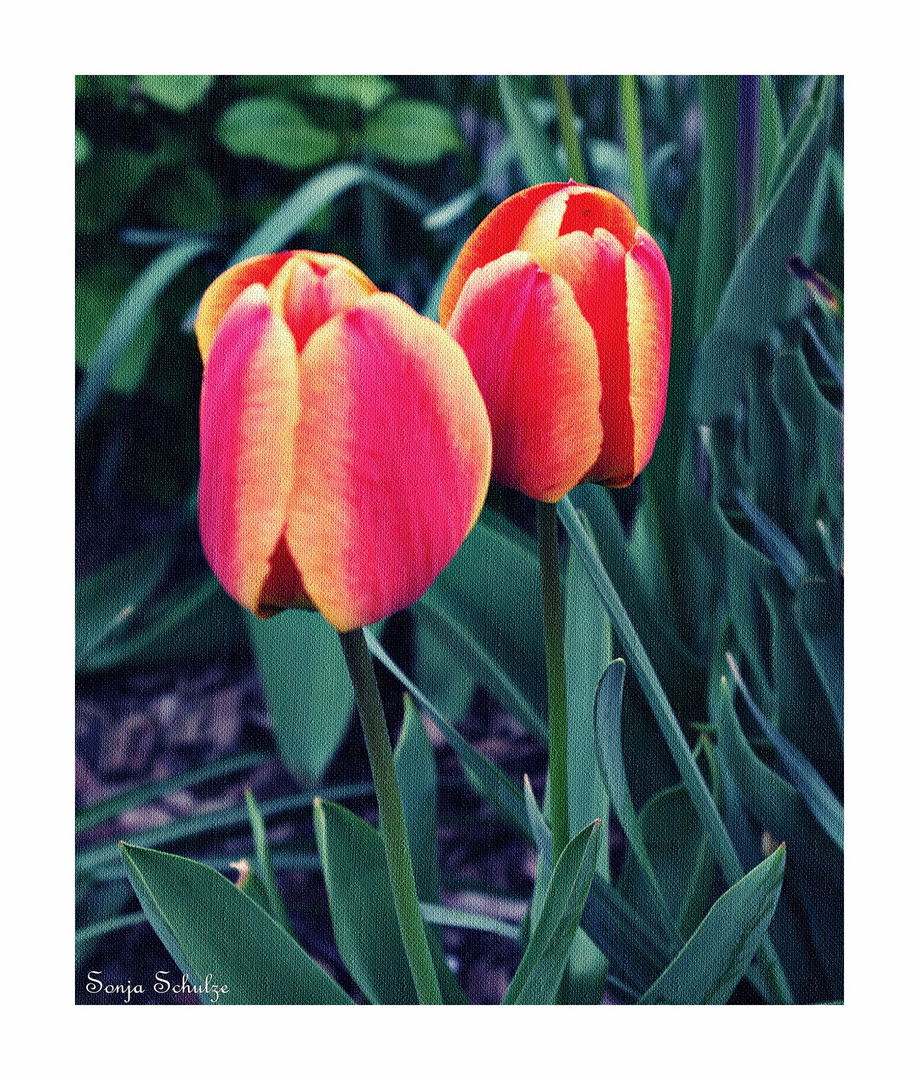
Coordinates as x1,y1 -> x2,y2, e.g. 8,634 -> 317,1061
639,845 -> 786,1004
76,238 -> 212,429
502,821 -> 601,1004
244,790 -> 294,933
394,694 -> 441,904
120,843 -> 352,1004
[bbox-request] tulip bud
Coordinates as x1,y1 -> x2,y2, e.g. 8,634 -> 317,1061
196,251 -> 492,631
440,181 -> 671,502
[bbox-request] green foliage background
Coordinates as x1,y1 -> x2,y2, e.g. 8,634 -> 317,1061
76,76 -> 843,1005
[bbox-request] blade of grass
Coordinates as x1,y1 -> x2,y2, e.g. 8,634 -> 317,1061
619,75 -> 651,229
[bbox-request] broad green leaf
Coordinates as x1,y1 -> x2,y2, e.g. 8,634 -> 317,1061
497,75 -> 566,184
313,800 -> 465,1004
244,791 -> 294,932
394,695 -> 440,903
639,845 -> 786,1004
419,902 -> 519,940
414,509 -> 547,738
691,77 -> 835,422
76,238 -> 211,428
217,97 -> 338,169
120,844 -> 352,1004
246,610 -> 353,783
139,75 -> 213,111
311,75 -> 396,111
231,857 -> 272,914
363,100 -> 462,165
759,76 -> 783,200
502,822 -> 601,1004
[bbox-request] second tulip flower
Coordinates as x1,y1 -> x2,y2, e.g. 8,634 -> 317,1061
439,181 -> 672,503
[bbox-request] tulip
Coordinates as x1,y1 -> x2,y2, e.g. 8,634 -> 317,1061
196,251 -> 492,632
439,181 -> 671,502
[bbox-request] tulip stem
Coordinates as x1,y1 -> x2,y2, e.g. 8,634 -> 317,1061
537,501 -> 570,865
338,628 -> 443,1005
551,76 -> 588,184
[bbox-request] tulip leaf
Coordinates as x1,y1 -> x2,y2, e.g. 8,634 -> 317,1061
217,97 -> 338,169
502,821 -> 600,1004
313,800 -> 466,1004
691,76 -> 835,422
759,75 -> 784,199
244,790 -> 295,933
363,99 -> 463,165
246,610 -> 354,784
393,694 -> 441,904
138,75 -> 214,112
497,75 -> 567,185
414,510 -> 547,738
120,843 -> 353,1004
638,844 -> 786,1005
76,127 -> 90,164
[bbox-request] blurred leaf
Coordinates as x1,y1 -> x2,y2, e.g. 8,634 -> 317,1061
244,790 -> 295,932
76,239 -> 212,428
76,147 -> 157,232
75,534 -> 176,667
76,751 -> 267,833
691,76 -> 835,422
733,488 -> 808,589
419,902 -> 519,940
78,570 -> 248,672
75,265 -> 160,396
394,695 -> 440,904
639,845 -> 786,1004
497,75 -> 567,184
155,166 -> 222,229
502,821 -> 600,1004
139,75 -> 214,111
313,800 -> 465,1004
120,844 -> 353,1004
246,610 -> 353,784
363,99 -> 462,165
312,75 -> 396,111
76,127 -> 90,164
794,576 -> 843,734
217,97 -> 338,169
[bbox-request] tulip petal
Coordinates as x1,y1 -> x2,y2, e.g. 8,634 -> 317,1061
195,252 -> 293,365
198,284 -> 301,615
284,295 -> 492,632
265,254 -> 377,352
534,228 -> 636,486
623,230 -> 672,478
439,182 -> 575,325
447,251 -> 602,503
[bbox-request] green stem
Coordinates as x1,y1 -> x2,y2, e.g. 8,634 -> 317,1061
550,76 -> 587,183
618,75 -> 651,229
338,628 -> 443,1005
537,500 -> 569,865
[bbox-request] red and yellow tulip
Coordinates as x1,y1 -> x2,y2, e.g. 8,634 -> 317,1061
196,251 -> 492,631
440,181 -> 671,503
